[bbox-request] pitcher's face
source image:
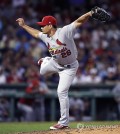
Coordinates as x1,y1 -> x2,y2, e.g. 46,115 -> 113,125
41,25 -> 52,34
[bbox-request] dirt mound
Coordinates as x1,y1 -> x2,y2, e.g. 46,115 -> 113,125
16,125 -> 120,134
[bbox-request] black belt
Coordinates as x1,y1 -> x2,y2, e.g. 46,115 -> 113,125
52,56 -> 71,68
59,64 -> 71,68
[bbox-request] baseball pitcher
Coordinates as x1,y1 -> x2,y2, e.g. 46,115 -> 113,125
16,6 -> 110,130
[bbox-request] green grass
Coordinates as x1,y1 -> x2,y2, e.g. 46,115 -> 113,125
0,121 -> 120,134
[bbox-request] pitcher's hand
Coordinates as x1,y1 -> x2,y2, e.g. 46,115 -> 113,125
16,18 -> 25,27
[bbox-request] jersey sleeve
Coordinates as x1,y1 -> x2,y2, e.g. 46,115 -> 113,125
38,32 -> 47,42
62,22 -> 76,39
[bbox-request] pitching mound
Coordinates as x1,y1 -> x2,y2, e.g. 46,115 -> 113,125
16,125 -> 120,134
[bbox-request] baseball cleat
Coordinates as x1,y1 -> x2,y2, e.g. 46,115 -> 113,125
50,124 -> 69,130
37,58 -> 43,65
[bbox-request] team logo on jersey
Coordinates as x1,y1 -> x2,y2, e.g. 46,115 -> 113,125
49,47 -> 71,58
50,47 -> 67,55
47,39 -> 66,50
56,39 -> 66,46
46,39 -> 70,58
47,43 -> 61,51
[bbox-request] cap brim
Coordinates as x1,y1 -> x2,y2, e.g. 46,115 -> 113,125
37,22 -> 46,26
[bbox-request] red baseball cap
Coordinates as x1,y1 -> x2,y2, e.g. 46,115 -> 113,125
37,16 -> 57,26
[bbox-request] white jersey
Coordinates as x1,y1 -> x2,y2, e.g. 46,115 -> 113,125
38,22 -> 78,65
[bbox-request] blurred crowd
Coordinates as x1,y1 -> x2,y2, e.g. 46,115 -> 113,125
0,0 -> 120,121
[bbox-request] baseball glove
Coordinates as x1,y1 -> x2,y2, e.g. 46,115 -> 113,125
91,6 -> 111,22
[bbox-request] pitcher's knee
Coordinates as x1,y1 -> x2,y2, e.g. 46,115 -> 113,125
57,90 -> 68,98
40,66 -> 49,75
40,69 -> 46,75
